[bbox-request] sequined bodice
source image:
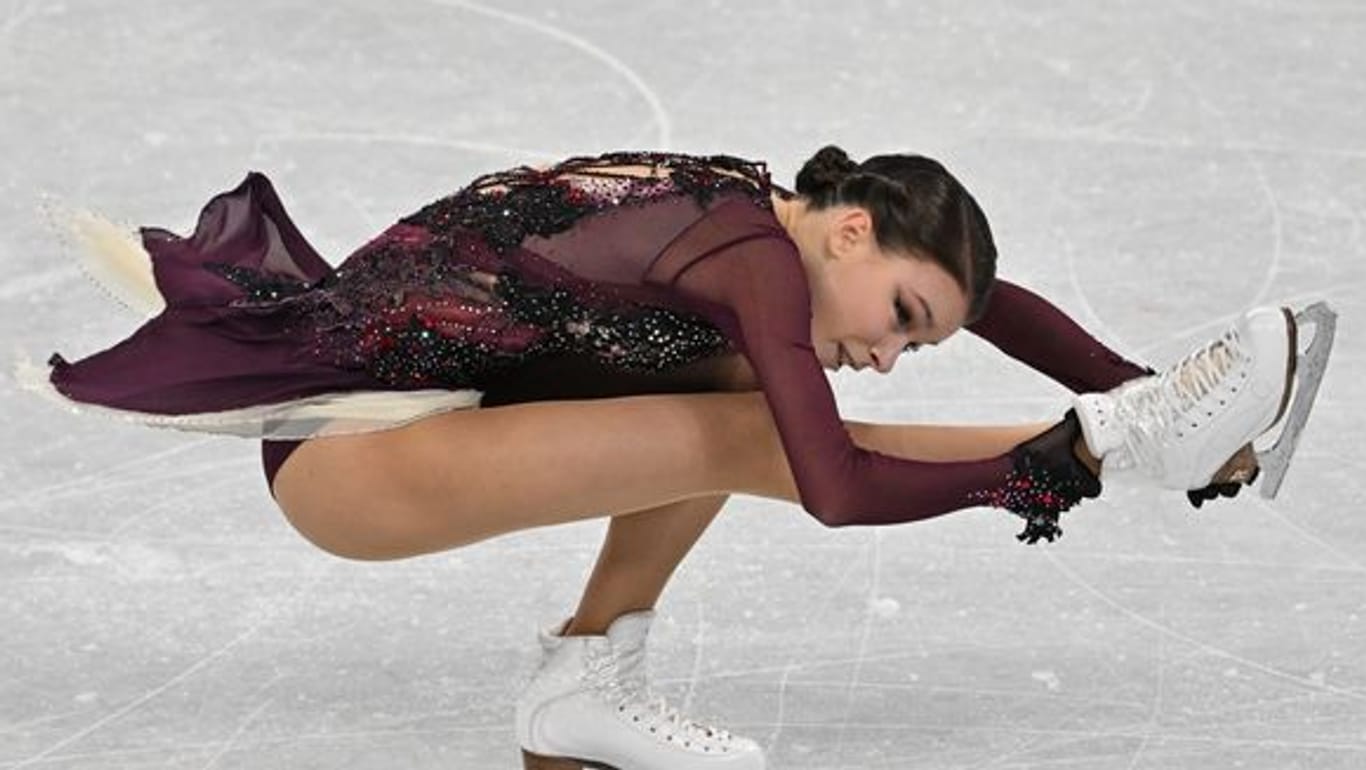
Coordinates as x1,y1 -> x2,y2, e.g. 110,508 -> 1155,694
212,151 -> 782,390
400,151 -> 775,254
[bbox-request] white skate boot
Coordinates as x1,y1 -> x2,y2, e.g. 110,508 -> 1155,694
1072,303 -> 1336,494
516,610 -> 765,770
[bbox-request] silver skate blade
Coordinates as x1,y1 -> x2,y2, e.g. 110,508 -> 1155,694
1255,301 -> 1337,499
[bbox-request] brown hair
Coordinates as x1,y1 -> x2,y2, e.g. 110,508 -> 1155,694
793,144 -> 997,323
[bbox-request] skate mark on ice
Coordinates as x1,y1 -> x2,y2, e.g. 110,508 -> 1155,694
1133,278 -> 1365,362
1,456 -> 251,516
679,598 -> 707,717
1044,551 -> 1366,704
1062,229 -> 1134,355
832,530 -> 884,760
759,533 -> 872,752
950,687 -> 1136,770
8,567 -> 328,769
1012,123 -> 1366,162
1117,602 -> 1168,770
423,0 -> 673,148
1159,48 -> 1284,311
1245,494 -> 1363,571
197,675 -> 281,770
252,129 -> 565,168
1028,546 -> 1365,576
107,474 -> 240,539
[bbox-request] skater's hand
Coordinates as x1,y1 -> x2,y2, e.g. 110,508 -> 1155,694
1186,443 -> 1259,509
1003,410 -> 1103,544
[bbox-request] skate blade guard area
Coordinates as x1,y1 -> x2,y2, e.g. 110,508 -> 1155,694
1255,301 -> 1337,499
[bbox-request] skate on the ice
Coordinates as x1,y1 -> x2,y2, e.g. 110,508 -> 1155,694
1072,302 -> 1336,497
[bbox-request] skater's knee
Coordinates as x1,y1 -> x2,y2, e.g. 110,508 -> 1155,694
272,461 -> 483,561
275,495 -> 487,561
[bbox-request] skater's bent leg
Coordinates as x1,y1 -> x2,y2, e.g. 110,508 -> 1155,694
271,391 -> 770,561
560,420 -> 1087,635
564,493 -> 729,636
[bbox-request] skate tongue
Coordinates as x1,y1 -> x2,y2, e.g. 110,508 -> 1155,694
605,609 -> 656,648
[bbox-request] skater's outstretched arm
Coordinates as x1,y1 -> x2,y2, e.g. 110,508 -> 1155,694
967,279 -> 1153,392
653,202 -> 1098,535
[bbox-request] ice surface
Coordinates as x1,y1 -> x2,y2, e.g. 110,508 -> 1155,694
2,1 -> 1363,767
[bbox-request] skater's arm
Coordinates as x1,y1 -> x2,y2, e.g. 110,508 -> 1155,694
967,280 -> 1152,392
651,200 -> 1061,528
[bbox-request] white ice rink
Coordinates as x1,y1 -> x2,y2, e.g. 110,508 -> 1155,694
2,1 -> 1363,767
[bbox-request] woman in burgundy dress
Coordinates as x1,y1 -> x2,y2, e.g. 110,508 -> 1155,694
26,146 -> 1282,770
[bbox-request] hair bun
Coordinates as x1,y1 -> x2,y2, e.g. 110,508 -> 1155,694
795,144 -> 859,198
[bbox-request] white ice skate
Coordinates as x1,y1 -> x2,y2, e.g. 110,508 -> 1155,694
516,610 -> 764,770
1073,302 -> 1336,496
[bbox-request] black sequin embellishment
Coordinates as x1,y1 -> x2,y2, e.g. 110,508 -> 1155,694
400,150 -> 775,253
206,262 -> 314,303
195,151 -> 762,391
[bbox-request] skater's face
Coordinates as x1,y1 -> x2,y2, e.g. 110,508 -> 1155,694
808,206 -> 969,374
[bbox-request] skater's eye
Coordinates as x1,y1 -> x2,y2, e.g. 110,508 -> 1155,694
895,295 -> 924,353
895,295 -> 914,331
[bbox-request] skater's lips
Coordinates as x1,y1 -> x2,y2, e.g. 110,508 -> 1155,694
839,343 -> 865,371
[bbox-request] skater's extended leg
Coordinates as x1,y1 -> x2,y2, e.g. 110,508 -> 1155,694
272,389 -> 1096,562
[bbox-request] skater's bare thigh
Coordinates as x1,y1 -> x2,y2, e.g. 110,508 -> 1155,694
270,391 -> 768,560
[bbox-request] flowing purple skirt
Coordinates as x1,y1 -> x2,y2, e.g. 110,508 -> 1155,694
47,172 -> 388,416
38,172 -> 486,495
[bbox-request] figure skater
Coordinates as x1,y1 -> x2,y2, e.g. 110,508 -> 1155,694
18,146 -> 1334,770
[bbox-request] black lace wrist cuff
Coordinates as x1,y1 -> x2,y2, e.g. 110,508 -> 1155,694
972,410 -> 1102,545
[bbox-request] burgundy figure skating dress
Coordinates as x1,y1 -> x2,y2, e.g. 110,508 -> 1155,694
34,151 -> 1149,534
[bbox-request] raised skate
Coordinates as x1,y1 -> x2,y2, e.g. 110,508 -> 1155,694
1072,302 -> 1335,495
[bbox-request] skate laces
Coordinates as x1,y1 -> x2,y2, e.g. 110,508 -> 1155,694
583,647 -> 736,747
1119,327 -> 1243,471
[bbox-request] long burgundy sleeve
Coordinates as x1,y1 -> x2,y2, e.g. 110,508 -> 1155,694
646,198 -> 1018,528
967,280 -> 1152,392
